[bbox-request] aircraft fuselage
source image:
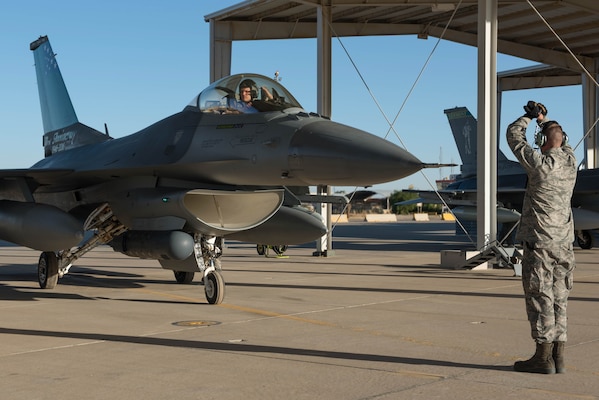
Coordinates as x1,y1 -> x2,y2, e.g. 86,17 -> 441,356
31,108 -> 422,190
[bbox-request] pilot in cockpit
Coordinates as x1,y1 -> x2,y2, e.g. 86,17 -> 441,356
229,79 -> 273,113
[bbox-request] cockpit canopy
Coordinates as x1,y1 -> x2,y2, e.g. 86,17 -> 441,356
188,73 -> 303,114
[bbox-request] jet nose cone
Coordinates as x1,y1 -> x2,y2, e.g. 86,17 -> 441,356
288,120 -> 423,186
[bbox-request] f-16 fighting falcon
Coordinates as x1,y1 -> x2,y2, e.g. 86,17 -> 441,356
0,36 -> 431,304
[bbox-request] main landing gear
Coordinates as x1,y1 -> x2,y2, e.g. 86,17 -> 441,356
37,204 -> 126,290
256,244 -> 288,257
37,251 -> 59,289
575,230 -> 594,249
36,203 -> 226,305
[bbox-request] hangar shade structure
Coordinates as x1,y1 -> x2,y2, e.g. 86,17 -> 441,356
205,0 -> 599,248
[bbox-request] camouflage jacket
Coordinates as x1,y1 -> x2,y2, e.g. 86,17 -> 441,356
506,116 -> 577,245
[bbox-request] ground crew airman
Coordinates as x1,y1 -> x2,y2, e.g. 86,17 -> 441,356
506,101 -> 577,374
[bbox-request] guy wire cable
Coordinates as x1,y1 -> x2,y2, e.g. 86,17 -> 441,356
325,0 -> 475,244
526,0 -> 599,152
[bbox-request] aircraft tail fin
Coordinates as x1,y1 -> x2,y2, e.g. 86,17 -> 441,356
444,107 -> 478,178
444,107 -> 523,178
30,36 -> 110,157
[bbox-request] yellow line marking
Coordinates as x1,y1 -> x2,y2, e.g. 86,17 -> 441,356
133,288 -> 203,303
218,303 -> 337,327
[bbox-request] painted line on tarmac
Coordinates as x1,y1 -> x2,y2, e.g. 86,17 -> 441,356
218,302 -> 338,326
133,287 -> 204,303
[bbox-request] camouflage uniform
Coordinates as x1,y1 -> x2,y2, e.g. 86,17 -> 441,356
506,116 -> 576,344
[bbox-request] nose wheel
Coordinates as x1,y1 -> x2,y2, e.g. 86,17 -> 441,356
204,270 -> 225,304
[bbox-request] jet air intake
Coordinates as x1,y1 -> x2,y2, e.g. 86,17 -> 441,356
110,188 -> 285,236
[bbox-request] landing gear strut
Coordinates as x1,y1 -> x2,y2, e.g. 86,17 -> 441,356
35,203 -> 227,305
37,203 -> 126,289
193,234 -> 225,304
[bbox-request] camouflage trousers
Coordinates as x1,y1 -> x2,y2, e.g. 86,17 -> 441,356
522,242 -> 575,343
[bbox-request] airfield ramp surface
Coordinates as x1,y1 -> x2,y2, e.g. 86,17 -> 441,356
1,221 -> 598,399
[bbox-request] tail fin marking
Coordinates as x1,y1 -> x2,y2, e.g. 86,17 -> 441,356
30,36 -> 110,157
30,36 -> 78,134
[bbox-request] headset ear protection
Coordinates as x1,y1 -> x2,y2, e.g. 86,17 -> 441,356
535,121 -> 568,147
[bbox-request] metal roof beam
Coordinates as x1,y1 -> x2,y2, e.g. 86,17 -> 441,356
426,26 -> 594,72
209,18 -> 595,72
499,75 -> 582,91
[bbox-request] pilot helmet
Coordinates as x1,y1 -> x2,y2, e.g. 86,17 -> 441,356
239,79 -> 258,99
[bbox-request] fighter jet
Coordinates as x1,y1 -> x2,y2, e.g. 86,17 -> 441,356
404,106 -> 599,249
0,36 -> 429,304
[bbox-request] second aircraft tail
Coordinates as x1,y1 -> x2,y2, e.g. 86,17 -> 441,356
444,107 -> 523,178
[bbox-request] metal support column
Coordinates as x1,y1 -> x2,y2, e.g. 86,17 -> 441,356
476,0 -> 498,248
208,20 -> 232,83
315,1 -> 334,256
582,64 -> 599,169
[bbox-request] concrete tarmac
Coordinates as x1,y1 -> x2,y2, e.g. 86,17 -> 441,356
1,221 -> 598,399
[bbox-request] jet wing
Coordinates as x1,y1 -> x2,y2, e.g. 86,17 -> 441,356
395,195 -> 477,207
0,168 -> 75,200
0,168 -> 74,184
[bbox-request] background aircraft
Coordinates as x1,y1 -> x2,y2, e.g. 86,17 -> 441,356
0,36 -> 433,304
404,106 -> 599,249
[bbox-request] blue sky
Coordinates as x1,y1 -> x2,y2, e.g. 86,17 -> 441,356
0,0 -> 585,193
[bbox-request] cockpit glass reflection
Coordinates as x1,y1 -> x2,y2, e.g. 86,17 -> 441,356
190,73 -> 303,114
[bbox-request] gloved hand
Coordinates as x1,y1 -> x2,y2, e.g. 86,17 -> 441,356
523,101 -> 547,119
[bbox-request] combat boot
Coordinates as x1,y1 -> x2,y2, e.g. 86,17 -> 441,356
514,342 -> 556,374
553,341 -> 565,373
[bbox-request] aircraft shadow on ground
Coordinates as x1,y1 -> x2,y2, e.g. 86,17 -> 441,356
292,222 -> 477,253
224,281 -> 528,300
0,265 -> 177,301
0,326 -> 511,372
224,266 -> 520,283
3,270 -> 595,305
0,283 -> 94,302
